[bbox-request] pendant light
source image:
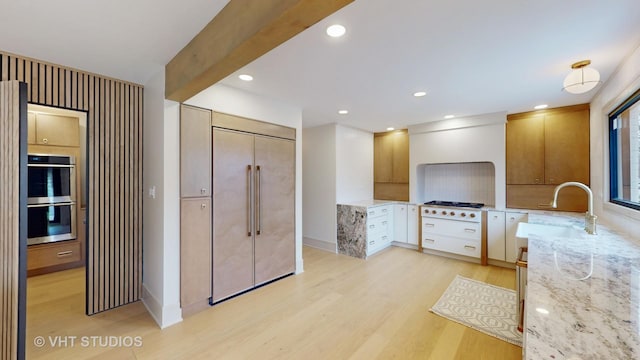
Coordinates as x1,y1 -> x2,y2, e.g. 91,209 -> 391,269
562,60 -> 601,94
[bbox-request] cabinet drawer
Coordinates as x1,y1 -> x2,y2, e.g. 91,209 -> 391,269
28,241 -> 81,270
422,218 -> 481,240
367,205 -> 391,218
421,235 -> 481,258
367,216 -> 390,235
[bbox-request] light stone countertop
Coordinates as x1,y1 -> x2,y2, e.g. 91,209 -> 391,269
525,211 -> 640,359
337,200 -> 418,208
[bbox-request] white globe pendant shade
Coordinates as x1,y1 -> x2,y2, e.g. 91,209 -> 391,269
562,60 -> 601,94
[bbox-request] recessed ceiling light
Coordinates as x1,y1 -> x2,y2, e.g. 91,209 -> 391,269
326,24 -> 346,38
413,91 -> 427,97
386,127 -> 395,131
534,104 -> 548,110
444,115 -> 455,119
238,74 -> 253,81
338,110 -> 349,115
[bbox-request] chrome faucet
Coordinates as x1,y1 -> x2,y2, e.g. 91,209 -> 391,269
551,181 -> 597,235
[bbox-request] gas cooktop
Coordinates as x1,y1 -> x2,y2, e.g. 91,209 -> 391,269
423,200 -> 484,209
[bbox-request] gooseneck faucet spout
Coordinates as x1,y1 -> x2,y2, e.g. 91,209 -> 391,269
551,181 -> 597,235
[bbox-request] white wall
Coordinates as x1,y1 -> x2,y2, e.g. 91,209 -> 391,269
590,42 -> 640,239
335,125 -> 374,203
141,69 -> 182,328
184,84 -> 304,273
408,113 -> 507,208
302,124 -> 337,248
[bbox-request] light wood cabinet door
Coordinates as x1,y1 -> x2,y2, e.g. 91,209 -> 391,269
374,135 -> 393,183
34,113 -> 80,147
544,109 -> 589,185
180,105 -> 212,198
180,198 -> 212,311
28,111 -> 36,144
391,131 -> 409,183
212,129 -> 255,302
506,115 -> 544,184
254,135 -> 295,285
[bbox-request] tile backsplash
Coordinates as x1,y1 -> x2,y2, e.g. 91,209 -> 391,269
419,162 -> 495,206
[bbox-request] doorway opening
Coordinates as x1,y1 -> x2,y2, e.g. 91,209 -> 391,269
25,103 -> 88,355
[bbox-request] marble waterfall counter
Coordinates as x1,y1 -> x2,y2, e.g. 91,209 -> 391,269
525,211 -> 640,359
337,201 -> 400,259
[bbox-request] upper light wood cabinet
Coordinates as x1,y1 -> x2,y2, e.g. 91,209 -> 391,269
506,114 -> 544,184
506,104 -> 590,211
180,105 -> 212,198
28,112 -> 80,147
374,129 -> 409,201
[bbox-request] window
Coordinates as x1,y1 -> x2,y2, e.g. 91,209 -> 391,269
609,88 -> 640,211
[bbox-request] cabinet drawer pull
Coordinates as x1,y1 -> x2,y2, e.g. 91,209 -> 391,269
57,251 -> 73,257
464,228 -> 476,233
382,221 -> 388,225
200,188 -> 207,194
382,209 -> 388,213
369,240 -> 375,245
369,224 -> 375,229
382,236 -> 388,240
424,238 -> 435,243
42,138 -> 49,144
369,211 -> 375,216
424,223 -> 435,227
464,245 -> 476,250
201,203 -> 207,209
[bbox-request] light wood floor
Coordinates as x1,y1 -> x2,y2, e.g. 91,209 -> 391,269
26,246 -> 521,359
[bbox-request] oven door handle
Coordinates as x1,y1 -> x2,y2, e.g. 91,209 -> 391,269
27,202 -> 75,208
27,164 -> 75,168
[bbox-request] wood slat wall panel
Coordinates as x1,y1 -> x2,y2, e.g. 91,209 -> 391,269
0,80 -> 21,360
0,51 -> 144,315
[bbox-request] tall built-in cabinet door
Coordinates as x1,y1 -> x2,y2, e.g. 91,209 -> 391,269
407,205 -> 418,245
253,136 -> 295,285
487,211 -> 506,261
505,212 -> 528,263
393,204 -> 408,243
506,116 -> 545,184
180,198 -> 211,313
212,129 -> 255,302
544,109 -> 590,184
180,105 -> 212,198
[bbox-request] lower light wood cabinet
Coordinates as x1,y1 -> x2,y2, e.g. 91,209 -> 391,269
27,240 -> 81,275
180,198 -> 212,316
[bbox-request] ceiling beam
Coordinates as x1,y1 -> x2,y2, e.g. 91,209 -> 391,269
165,0 -> 354,102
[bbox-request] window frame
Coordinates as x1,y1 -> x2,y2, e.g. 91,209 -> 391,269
608,87 -> 640,211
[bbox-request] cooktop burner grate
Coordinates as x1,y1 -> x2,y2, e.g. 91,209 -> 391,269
423,200 -> 484,209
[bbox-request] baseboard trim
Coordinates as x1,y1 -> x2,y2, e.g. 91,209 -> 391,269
421,248 -> 482,264
487,258 -> 516,269
141,284 -> 183,329
391,241 -> 419,250
303,237 -> 336,253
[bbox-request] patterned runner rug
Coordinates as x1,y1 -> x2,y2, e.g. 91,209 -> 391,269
430,275 -> 522,346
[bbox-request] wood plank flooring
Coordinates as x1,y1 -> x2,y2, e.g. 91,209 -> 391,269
26,246 -> 521,359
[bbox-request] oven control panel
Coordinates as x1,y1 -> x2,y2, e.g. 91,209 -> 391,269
421,206 -> 482,223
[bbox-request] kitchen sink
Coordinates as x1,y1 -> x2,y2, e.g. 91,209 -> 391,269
515,222 -> 583,239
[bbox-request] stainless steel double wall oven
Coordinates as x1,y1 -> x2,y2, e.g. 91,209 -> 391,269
27,154 -> 77,245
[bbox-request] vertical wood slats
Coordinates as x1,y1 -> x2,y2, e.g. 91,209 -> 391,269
0,51 -> 143,315
0,80 -> 21,360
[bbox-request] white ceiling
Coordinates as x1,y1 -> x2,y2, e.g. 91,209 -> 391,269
1,0 -> 640,132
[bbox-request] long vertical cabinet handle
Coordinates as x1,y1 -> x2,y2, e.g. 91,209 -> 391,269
256,165 -> 261,235
247,165 -> 252,237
